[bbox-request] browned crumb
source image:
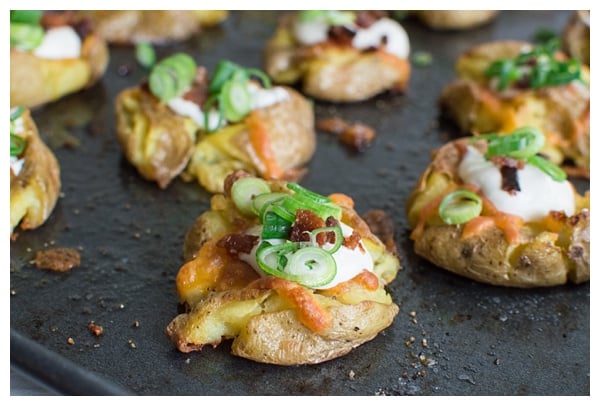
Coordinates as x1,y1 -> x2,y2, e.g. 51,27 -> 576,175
316,117 -> 376,151
67,337 -> 75,345
33,247 -> 81,272
88,321 -> 104,337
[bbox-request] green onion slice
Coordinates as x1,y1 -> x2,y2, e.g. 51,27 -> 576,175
251,192 -> 288,219
527,154 -> 567,182
10,10 -> 43,24
256,242 -> 336,288
231,177 -> 271,216
10,22 -> 45,51
480,126 -> 546,160
220,79 -> 252,122
438,190 -> 483,225
11,106 -> 25,121
10,134 -> 26,157
261,211 -> 292,239
149,53 -> 197,103
135,42 -> 156,69
298,10 -> 355,26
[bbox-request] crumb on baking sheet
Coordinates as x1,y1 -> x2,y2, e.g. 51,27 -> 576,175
316,117 -> 376,151
33,247 -> 81,272
88,321 -> 104,337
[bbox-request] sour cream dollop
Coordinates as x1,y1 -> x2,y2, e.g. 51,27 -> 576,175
458,146 -> 575,221
239,223 -> 374,289
33,26 -> 82,59
293,16 -> 410,59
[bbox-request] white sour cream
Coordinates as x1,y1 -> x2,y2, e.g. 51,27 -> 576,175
458,146 -> 575,221
239,223 -> 374,289
167,83 -> 289,129
293,16 -> 410,59
33,26 -> 81,59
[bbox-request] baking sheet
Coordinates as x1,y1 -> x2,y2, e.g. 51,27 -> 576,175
10,10 -> 589,395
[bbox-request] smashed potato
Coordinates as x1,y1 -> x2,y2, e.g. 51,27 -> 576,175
167,173 -> 400,365
263,11 -> 411,102
10,108 -> 61,235
562,11 -> 590,66
439,40 -> 590,178
413,10 -> 498,30
406,137 -> 589,288
74,10 -> 228,44
115,63 -> 316,193
10,12 -> 109,109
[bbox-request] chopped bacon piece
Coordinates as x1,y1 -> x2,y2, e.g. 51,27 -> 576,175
217,233 -> 259,255
289,210 -> 325,242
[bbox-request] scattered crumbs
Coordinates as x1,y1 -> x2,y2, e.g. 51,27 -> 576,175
348,370 -> 356,379
458,374 -> 476,385
409,311 -> 416,317
185,358 -> 191,364
493,358 -> 500,365
421,339 -> 428,348
93,344 -> 101,348
50,326 -> 58,333
67,337 -> 75,345
77,246 -> 84,251
133,232 -> 141,239
33,247 -> 81,272
73,209 -> 80,215
10,289 -> 16,296
128,339 -> 137,349
132,320 -> 140,328
124,203 -> 132,210
88,321 -> 104,337
26,247 -> 32,253
119,303 -> 125,309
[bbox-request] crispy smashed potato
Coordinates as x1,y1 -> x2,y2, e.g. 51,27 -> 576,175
562,11 -> 590,66
10,109 -> 61,234
439,40 -> 590,177
413,10 -> 498,30
115,82 -> 315,192
263,12 -> 411,102
406,138 -> 590,288
74,10 -> 228,44
167,175 -> 400,365
10,26 -> 109,109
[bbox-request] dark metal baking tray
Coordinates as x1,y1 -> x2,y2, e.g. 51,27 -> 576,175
10,10 -> 589,395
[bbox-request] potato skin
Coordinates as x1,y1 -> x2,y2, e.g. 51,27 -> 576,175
168,176 -> 401,364
10,109 -> 61,234
414,10 -> 498,30
10,31 -> 109,109
74,10 -> 228,44
406,138 -> 590,288
439,40 -> 590,177
263,13 -> 411,102
562,11 -> 590,66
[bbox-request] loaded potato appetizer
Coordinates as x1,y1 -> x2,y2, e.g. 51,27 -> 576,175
115,54 -> 316,192
411,10 -> 498,31
562,10 -> 590,66
74,10 -> 228,44
167,172 -> 400,365
10,10 -> 109,109
263,10 -> 411,102
10,107 -> 61,235
439,39 -> 590,178
406,127 -> 589,288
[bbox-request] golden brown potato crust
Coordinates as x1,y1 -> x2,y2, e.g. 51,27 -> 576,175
562,10 -> 590,65
115,84 -> 316,192
263,13 -> 411,102
414,10 -> 498,30
439,40 -> 590,178
75,10 -> 228,44
167,178 -> 400,364
10,110 -> 61,234
10,31 -> 109,109
406,138 -> 590,288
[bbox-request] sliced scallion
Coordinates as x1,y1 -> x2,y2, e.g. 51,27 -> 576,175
220,80 -> 251,122
527,154 -> 567,182
10,134 -> 26,157
231,177 -> 271,216
135,42 -> 156,69
10,22 -> 44,51
10,10 -> 43,24
285,247 -> 336,288
261,211 -> 292,239
308,225 -> 343,253
251,192 -> 288,219
483,126 -> 546,160
148,53 -> 197,103
438,190 -> 483,225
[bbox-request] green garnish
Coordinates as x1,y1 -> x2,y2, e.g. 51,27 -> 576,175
485,38 -> 583,90
298,10 -> 356,26
148,53 -> 197,103
204,60 -> 271,132
10,10 -> 43,24
532,28 -> 558,45
230,179 -> 347,288
10,107 -> 27,157
10,22 -> 45,51
473,127 -> 567,182
135,42 -> 156,69
412,51 -> 433,67
438,190 -> 483,225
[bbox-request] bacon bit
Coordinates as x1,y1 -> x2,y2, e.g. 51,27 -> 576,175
319,270 -> 380,297
499,166 -> 520,195
33,248 -> 81,272
328,193 -> 354,208
249,277 -> 332,333
182,67 -> 209,107
246,110 -> 285,180
327,25 -> 355,46
88,321 -> 104,337
40,11 -> 75,29
289,210 -> 325,242
217,233 -> 259,255
316,117 -> 376,152
343,230 -> 362,250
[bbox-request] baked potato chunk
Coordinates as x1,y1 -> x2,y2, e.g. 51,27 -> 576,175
10,108 -> 61,234
413,10 -> 498,30
439,40 -> 590,178
406,137 -> 590,288
263,11 -> 411,102
115,71 -> 316,192
10,12 -> 109,109
74,10 -> 228,44
166,174 -> 400,365
562,10 -> 590,66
